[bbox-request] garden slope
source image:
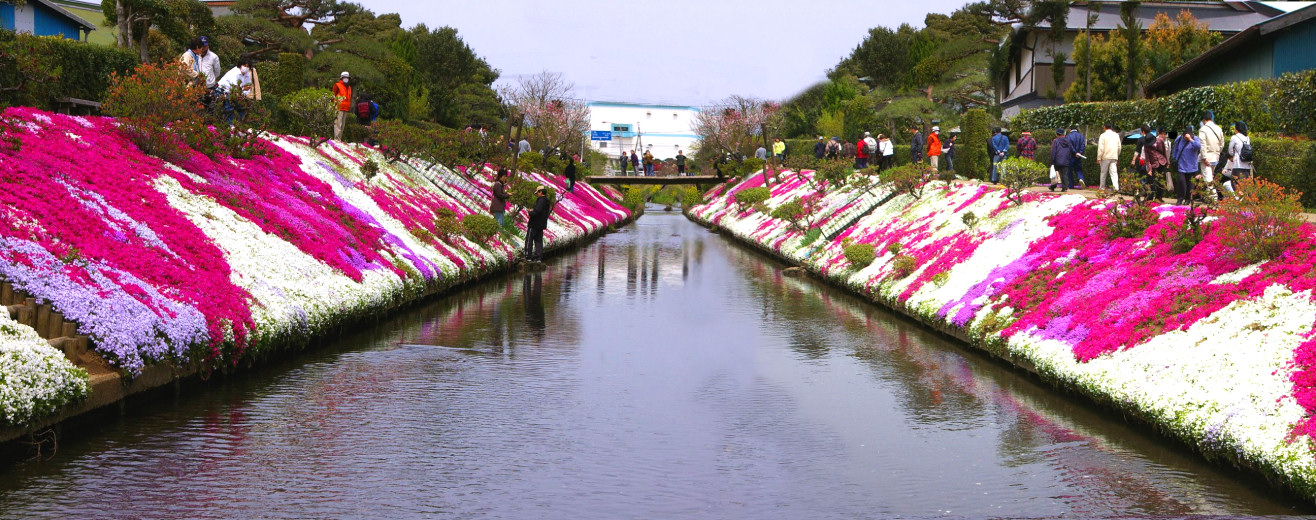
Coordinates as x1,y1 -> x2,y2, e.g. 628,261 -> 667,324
689,170 -> 1316,502
0,107 -> 630,429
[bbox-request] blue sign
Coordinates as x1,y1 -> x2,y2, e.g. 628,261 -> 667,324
590,130 -> 613,141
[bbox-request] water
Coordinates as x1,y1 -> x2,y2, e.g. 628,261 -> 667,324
0,211 -> 1311,519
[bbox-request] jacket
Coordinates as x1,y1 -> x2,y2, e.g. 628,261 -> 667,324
489,180 -> 510,213
814,140 -> 826,159
1066,131 -> 1086,157
989,133 -> 1009,156
910,132 -> 925,160
1097,129 -> 1121,161
754,147 -> 767,160
332,80 -> 352,112
1228,133 -> 1252,171
528,195 -> 551,231
1199,121 -> 1225,163
565,161 -> 577,180
1016,136 -> 1037,159
926,133 -> 942,157
1173,136 -> 1202,173
1050,137 -> 1072,167
879,139 -> 893,156
1142,135 -> 1167,169
772,141 -> 785,156
855,139 -> 868,159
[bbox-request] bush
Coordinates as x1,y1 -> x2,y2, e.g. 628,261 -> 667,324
800,228 -> 823,246
1105,198 -> 1159,239
959,109 -> 991,180
272,52 -> 307,97
0,30 -> 137,110
682,186 -> 703,208
741,157 -> 765,175
997,157 -> 1047,205
844,243 -> 876,269
1217,178 -> 1305,263
733,187 -> 772,212
884,164 -> 932,199
433,209 -> 461,242
281,88 -> 338,146
886,242 -> 902,255
771,194 -> 822,232
621,187 -> 646,213
360,159 -> 380,180
517,151 -> 544,172
102,63 -> 205,160
813,158 -> 853,192
891,254 -> 917,278
961,211 -> 978,228
461,214 -> 500,245
770,198 -> 805,224
374,120 -> 431,162
1172,177 -> 1219,253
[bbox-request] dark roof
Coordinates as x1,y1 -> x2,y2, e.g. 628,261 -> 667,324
1033,1 -> 1277,34
1144,2 -> 1316,93
26,0 -> 96,31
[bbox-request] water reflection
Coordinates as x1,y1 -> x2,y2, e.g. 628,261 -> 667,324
0,213 -> 1308,519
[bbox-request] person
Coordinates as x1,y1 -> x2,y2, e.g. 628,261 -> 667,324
518,137 -> 531,156
1016,131 -> 1037,160
619,150 -> 629,175
772,138 -> 785,161
354,93 -> 380,145
825,137 -> 841,160
754,144 -> 768,160
855,133 -> 869,169
1198,110 -> 1225,183
564,157 -> 577,193
1049,128 -> 1074,192
630,150 -> 640,175
1172,126 -> 1202,205
910,127 -> 925,164
643,149 -> 655,176
1067,127 -> 1087,188
332,71 -> 353,141
1225,121 -> 1253,193
675,150 -> 687,176
878,134 -> 894,171
1097,122 -> 1121,191
714,154 -> 726,179
841,139 -> 856,160
178,36 -> 222,91
989,127 -> 1009,182
927,126 -> 943,171
490,169 -> 510,227
863,132 -> 878,164
524,185 -> 551,262
813,136 -> 826,159
944,134 -> 957,172
1152,129 -> 1171,198
215,54 -> 254,125
1135,124 -> 1168,200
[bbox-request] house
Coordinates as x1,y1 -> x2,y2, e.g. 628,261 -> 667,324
586,101 -> 700,164
200,1 -> 237,17
0,0 -> 95,40
47,0 -> 115,46
1146,3 -> 1316,96
997,1 -> 1303,118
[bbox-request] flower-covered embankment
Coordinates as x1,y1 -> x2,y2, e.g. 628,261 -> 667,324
689,170 -> 1316,500
0,107 -> 630,425
0,312 -> 88,425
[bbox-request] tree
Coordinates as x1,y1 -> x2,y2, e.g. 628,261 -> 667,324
693,95 -> 778,163
408,25 -> 502,128
1143,10 -> 1220,81
502,71 -> 589,155
1120,1 -> 1143,100
102,0 -> 213,63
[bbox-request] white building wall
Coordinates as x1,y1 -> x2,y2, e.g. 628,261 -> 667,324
587,102 -> 699,163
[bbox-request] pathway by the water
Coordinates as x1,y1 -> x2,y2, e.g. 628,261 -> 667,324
0,211 -> 1308,519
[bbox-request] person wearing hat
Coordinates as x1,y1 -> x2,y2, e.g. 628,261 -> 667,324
863,131 -> 877,162
1016,131 -> 1037,161
1198,110 -> 1225,183
179,36 -> 222,90
814,136 -> 826,159
989,127 -> 1010,182
1172,125 -> 1202,205
524,185 -> 552,262
332,71 -> 354,141
909,126 -> 925,164
927,126 -> 942,171
1049,128 -> 1074,192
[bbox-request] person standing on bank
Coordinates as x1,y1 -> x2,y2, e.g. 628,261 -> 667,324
525,185 -> 551,262
630,150 -> 640,175
1198,111 -> 1225,183
926,126 -> 942,171
814,136 -> 826,159
619,150 -> 629,175
879,134 -> 894,171
1172,126 -> 1202,205
565,157 -> 577,193
332,71 -> 353,141
675,150 -> 687,176
1016,131 -> 1037,160
944,134 -> 956,172
179,36 -> 222,98
490,169 -> 511,227
855,133 -> 869,169
1049,128 -> 1074,192
1225,121 -> 1253,193
1097,122 -> 1121,191
643,148 -> 655,176
989,127 -> 1009,182
910,126 -> 925,164
772,138 -> 786,162
1067,126 -> 1087,187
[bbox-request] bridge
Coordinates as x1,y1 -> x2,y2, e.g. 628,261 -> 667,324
586,176 -> 727,185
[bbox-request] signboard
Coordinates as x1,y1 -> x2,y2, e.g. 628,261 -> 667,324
590,130 -> 613,141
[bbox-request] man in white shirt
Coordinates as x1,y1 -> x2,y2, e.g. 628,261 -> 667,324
215,55 -> 254,124
1198,110 -> 1225,182
1096,122 -> 1121,191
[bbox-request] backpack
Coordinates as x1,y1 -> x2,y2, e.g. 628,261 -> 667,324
356,101 -> 371,120
1239,137 -> 1254,163
1170,137 -> 1183,164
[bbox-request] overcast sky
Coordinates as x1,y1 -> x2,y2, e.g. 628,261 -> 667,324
362,0 -> 972,107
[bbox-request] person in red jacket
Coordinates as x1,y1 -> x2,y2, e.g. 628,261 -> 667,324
855,133 -> 869,169
926,126 -> 943,171
332,71 -> 353,141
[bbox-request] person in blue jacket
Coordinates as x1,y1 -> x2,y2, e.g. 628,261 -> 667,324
1171,126 -> 1202,205
1049,128 -> 1074,192
988,127 -> 1009,182
1066,127 -> 1087,188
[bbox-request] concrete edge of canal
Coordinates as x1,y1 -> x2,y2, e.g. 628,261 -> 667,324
683,200 -> 1316,506
0,210 -> 640,451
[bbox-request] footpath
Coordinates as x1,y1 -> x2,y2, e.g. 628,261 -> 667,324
689,168 -> 1316,504
0,107 -> 633,444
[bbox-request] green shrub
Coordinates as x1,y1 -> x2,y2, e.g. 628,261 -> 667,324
461,213 -> 500,244
741,157 -> 765,175
409,227 -> 434,243
770,198 -> 805,224
800,228 -> 823,246
281,88 -> 337,145
883,164 -> 931,199
621,187 -> 646,213
1217,178 -> 1305,263
682,186 -> 703,208
0,30 -> 137,110
892,254 -> 917,278
886,242 -> 902,255
1105,198 -> 1158,239
733,187 -> 772,212
272,52 -> 307,97
433,213 -> 462,242
962,211 -> 978,228
844,242 -> 876,269
997,157 -> 1047,205
374,120 -> 431,162
360,159 -> 380,179
959,109 -> 991,180
517,151 -> 544,172
813,158 -> 853,191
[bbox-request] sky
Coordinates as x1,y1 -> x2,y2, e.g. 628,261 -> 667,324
362,0 -> 972,107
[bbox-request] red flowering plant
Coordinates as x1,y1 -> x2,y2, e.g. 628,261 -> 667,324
1217,178 -> 1305,263
102,63 -> 205,161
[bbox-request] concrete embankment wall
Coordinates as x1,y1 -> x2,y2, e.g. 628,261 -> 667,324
0,107 -> 633,442
687,169 -> 1316,502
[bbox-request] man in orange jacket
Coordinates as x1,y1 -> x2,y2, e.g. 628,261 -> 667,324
332,71 -> 353,141
927,126 -> 943,171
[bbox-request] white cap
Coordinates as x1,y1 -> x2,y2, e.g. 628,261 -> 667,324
864,131 -> 871,136
932,126 -> 940,132
340,71 -> 350,78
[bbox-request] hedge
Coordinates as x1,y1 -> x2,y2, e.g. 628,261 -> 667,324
0,31 -> 137,110
1011,70 -> 1316,138
959,109 -> 990,180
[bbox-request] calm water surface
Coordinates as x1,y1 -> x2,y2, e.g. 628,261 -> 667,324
1,211 -> 1311,518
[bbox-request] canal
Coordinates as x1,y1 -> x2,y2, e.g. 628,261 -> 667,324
0,211 -> 1309,518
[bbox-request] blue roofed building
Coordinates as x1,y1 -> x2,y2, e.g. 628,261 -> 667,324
0,0 -> 95,41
